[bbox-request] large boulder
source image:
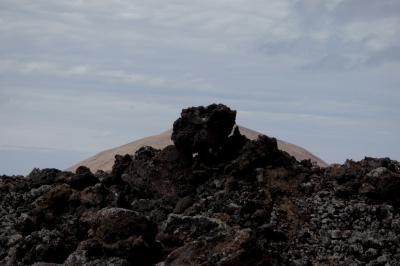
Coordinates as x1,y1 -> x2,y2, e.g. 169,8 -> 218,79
28,168 -> 62,187
82,208 -> 161,264
67,166 -> 99,191
171,104 -> 236,154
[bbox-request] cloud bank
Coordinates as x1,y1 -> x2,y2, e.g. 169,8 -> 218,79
1,0 -> 399,174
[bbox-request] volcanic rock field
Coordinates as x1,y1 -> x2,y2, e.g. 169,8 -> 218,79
1,104 -> 400,265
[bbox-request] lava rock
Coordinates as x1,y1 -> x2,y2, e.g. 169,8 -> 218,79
68,166 -> 99,191
171,103 -> 236,154
134,146 -> 160,160
2,104 -> 400,266
111,154 -> 132,178
82,207 -> 161,264
28,168 -> 62,187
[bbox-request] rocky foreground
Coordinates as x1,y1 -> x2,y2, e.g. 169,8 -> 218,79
1,104 -> 400,266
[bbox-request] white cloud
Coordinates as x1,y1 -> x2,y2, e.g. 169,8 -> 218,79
0,59 -> 216,92
0,0 -> 399,173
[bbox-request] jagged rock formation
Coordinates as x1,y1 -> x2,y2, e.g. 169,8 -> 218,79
1,104 -> 399,266
171,104 -> 237,154
66,126 -> 327,173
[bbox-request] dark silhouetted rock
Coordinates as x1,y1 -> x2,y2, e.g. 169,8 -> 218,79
28,168 -> 62,187
171,103 -> 236,154
111,154 -> 132,178
82,207 -> 161,264
68,166 -> 99,191
134,146 -> 160,160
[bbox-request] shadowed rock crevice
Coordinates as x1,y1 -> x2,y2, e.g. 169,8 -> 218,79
1,104 -> 399,265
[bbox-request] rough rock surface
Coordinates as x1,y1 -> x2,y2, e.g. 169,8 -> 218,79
1,104 -> 399,266
171,104 -> 236,154
66,126 -> 327,173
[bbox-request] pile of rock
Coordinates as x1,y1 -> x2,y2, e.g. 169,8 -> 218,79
1,104 -> 399,265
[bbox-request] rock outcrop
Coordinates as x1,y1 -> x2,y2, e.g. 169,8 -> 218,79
171,104 -> 236,154
1,104 -> 399,265
66,128 -> 327,173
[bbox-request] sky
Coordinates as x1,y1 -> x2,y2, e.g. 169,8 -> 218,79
0,0 -> 399,175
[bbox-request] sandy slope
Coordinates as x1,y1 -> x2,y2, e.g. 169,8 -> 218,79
66,126 -> 327,172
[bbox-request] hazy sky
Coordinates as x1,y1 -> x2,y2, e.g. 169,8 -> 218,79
1,0 -> 399,175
